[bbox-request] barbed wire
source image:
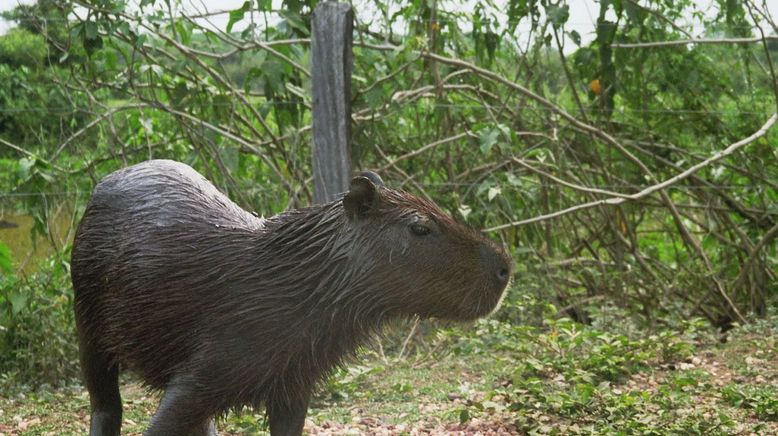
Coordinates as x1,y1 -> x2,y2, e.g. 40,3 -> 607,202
0,183 -> 769,198
0,102 -> 770,116
0,14 -> 716,27
0,16 -> 710,29
0,191 -> 89,197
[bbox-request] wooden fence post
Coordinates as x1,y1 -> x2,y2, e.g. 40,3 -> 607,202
311,1 -> 354,204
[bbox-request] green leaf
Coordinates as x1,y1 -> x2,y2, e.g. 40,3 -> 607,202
506,172 -> 521,187
117,21 -> 130,36
85,21 -> 99,40
392,382 -> 412,393
176,21 -> 192,45
83,34 -> 103,55
226,1 -> 251,34
624,0 -> 644,23
139,117 -> 153,134
488,186 -> 501,201
568,30 -> 581,46
479,128 -> 500,154
170,81 -> 189,106
576,383 -> 595,403
546,4 -> 569,27
70,22 -> 83,38
0,242 -> 12,275
18,157 -> 35,181
279,11 -> 310,36
9,291 -> 27,316
256,0 -> 271,12
365,87 -> 384,110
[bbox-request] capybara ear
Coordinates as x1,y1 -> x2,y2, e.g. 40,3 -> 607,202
344,174 -> 380,220
358,171 -> 384,187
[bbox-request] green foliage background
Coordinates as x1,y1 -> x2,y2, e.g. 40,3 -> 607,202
0,0 -> 776,395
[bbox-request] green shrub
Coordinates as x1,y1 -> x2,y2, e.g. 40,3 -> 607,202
0,28 -> 46,68
0,251 -> 79,392
721,384 -> 778,421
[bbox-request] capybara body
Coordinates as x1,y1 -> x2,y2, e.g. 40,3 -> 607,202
71,159 -> 512,436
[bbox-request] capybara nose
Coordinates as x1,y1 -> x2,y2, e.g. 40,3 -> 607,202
497,266 -> 510,286
480,244 -> 512,289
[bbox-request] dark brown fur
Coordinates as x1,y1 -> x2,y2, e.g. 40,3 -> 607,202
71,159 -> 511,436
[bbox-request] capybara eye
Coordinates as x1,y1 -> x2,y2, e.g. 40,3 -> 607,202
410,223 -> 431,236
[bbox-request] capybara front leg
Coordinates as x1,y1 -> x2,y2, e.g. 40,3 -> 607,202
79,336 -> 122,436
267,395 -> 310,436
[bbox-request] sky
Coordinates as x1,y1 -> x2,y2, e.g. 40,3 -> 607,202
0,0 -> 776,48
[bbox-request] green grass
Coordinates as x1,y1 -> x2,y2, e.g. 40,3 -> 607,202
1,317 -> 776,435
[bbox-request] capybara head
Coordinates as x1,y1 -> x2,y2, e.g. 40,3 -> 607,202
341,172 -> 512,320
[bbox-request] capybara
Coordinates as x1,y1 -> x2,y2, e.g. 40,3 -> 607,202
71,159 -> 512,436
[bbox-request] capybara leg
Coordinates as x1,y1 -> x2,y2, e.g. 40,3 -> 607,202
198,419 -> 218,436
80,339 -> 122,436
268,396 -> 309,436
144,380 -> 213,436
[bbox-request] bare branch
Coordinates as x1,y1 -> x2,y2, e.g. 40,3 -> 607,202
612,35 -> 778,48
377,131 -> 476,172
49,104 -> 150,163
485,113 -> 776,231
512,158 -> 630,198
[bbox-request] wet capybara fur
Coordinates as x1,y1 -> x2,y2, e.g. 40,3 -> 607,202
71,159 -> 512,436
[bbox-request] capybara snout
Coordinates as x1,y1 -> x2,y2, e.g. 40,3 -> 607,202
341,172 -> 512,320
481,242 -> 513,292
